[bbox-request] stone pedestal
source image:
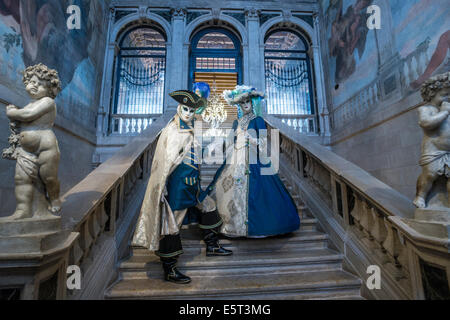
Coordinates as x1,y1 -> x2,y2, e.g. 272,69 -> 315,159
402,207 -> 450,240
0,216 -> 78,300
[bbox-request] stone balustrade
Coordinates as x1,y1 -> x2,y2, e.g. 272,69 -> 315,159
265,114 -> 450,300
400,38 -> 430,88
331,39 -> 430,132
110,113 -> 162,135
272,114 -> 317,134
4,108 -> 446,299
331,80 -> 381,131
59,111 -> 175,299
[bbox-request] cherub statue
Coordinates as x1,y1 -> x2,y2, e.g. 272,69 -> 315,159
413,72 -> 450,209
3,63 -> 62,220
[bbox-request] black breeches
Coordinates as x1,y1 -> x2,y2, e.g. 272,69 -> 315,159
156,207 -> 223,258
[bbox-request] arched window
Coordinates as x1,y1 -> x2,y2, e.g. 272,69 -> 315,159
189,28 -> 242,120
264,30 -> 316,133
190,29 -> 241,79
111,26 -> 167,134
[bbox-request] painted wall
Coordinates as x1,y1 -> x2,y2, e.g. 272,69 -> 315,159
320,0 -> 450,200
0,0 -> 110,216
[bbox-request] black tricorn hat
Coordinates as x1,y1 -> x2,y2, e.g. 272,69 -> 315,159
169,90 -> 207,109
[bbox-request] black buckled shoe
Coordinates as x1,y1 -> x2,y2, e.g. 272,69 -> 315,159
204,232 -> 233,257
161,258 -> 191,284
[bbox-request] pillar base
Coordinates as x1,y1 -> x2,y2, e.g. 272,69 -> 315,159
0,215 -> 79,300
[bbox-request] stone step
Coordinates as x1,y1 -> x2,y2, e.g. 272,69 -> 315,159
0,216 -> 61,237
105,269 -> 362,300
131,229 -> 329,258
182,218 -> 318,232
119,248 -> 344,278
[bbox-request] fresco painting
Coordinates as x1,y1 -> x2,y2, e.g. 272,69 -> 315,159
0,0 -> 107,128
323,0 -> 378,106
390,0 -> 450,90
322,0 -> 450,107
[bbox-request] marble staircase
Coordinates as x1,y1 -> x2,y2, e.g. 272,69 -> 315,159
104,165 -> 364,300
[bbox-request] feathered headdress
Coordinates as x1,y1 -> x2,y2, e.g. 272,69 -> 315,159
223,85 -> 265,105
223,85 -> 265,118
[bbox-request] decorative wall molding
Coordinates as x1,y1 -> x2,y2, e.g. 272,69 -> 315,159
171,7 -> 186,20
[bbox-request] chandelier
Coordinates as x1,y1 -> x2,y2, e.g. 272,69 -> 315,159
202,80 -> 227,130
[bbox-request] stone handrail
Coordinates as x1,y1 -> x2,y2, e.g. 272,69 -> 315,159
265,114 -> 449,300
60,111 -> 176,298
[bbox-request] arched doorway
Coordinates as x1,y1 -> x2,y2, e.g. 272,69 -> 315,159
111,25 -> 167,134
189,28 -> 242,120
264,29 -> 316,133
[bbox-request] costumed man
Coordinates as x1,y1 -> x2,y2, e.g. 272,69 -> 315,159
132,90 -> 232,285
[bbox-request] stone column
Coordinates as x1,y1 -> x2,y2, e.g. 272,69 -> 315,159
245,9 -> 262,90
167,8 -> 186,110
98,7 -> 118,136
312,14 -> 331,138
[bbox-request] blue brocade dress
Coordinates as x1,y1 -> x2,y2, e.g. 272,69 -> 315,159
207,115 -> 300,237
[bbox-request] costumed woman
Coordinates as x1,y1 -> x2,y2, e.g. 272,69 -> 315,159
205,85 -> 301,238
132,90 -> 232,285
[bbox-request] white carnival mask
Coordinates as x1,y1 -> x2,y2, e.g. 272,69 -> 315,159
241,99 -> 253,114
178,104 -> 196,123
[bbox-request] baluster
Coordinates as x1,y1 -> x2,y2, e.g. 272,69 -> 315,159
69,238 -> 84,266
370,207 -> 388,250
415,53 -> 423,77
407,57 -> 415,84
97,203 -> 108,233
396,230 -> 410,278
88,212 -> 101,243
80,221 -> 93,260
350,196 -> 362,230
382,219 -> 401,266
360,201 -> 374,240
126,118 -> 131,134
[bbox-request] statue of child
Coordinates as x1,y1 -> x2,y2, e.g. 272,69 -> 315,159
5,63 -> 62,219
414,72 -> 450,209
